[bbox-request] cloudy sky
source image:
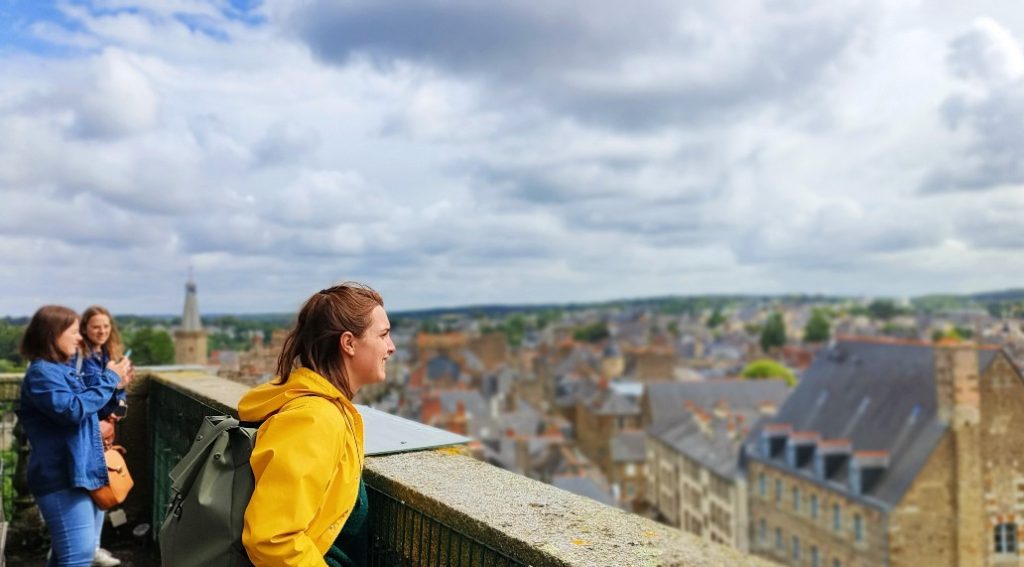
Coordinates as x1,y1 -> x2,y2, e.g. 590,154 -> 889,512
1,0 -> 1023,315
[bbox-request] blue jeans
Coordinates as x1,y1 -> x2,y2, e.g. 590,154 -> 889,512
36,487 -> 103,567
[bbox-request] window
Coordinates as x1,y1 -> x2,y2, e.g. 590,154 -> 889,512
854,513 -> 864,542
792,535 -> 801,562
833,503 -> 842,532
810,494 -> 819,519
775,527 -> 783,550
995,523 -> 1018,554
775,479 -> 783,503
759,473 -> 766,497
759,518 -> 767,543
811,546 -> 820,567
793,486 -> 801,512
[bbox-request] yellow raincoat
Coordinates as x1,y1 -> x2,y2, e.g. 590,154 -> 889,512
239,367 -> 364,566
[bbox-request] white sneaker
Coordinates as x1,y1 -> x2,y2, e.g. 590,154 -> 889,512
92,548 -> 122,567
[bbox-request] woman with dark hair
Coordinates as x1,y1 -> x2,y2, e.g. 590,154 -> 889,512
18,305 -> 131,567
79,305 -> 131,567
239,283 -> 394,567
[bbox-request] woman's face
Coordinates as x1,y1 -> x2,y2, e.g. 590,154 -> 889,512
347,305 -> 395,389
57,320 -> 82,359
86,314 -> 112,347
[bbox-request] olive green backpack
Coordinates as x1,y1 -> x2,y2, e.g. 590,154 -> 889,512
159,415 -> 258,567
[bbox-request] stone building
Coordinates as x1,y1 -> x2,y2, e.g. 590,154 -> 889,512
610,430 -> 647,510
574,381 -> 643,493
644,379 -> 790,550
173,276 -> 207,365
746,338 -> 1024,567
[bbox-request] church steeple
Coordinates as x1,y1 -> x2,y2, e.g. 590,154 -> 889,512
174,271 -> 208,365
181,273 -> 202,332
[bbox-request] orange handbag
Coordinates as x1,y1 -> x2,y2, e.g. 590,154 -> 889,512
90,445 -> 134,510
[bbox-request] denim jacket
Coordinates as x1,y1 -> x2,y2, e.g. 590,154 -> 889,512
81,350 -> 126,419
18,359 -> 120,496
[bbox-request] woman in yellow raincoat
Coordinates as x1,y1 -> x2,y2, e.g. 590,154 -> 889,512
239,283 -> 395,566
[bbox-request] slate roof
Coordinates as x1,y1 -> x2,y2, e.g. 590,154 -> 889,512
611,430 -> 647,463
745,339 -> 1000,511
552,476 -> 616,506
426,355 -> 460,381
585,386 -> 641,416
644,379 -> 791,426
648,413 -> 749,479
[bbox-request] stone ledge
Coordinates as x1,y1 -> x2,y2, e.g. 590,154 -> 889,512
367,448 -> 775,566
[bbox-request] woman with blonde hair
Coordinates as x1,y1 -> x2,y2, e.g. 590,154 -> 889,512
18,305 -> 131,566
79,305 -> 131,567
239,283 -> 394,566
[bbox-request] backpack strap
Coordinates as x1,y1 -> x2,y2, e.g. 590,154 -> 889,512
168,416 -> 240,494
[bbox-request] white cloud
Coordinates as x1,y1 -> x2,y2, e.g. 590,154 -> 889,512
0,1 -> 1022,314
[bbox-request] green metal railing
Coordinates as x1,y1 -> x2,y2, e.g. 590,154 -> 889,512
149,379 -> 222,532
366,486 -> 526,567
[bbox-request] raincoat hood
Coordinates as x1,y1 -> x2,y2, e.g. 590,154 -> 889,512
237,367 -> 350,422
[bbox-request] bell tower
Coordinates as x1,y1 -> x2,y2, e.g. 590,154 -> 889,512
174,272 -> 208,365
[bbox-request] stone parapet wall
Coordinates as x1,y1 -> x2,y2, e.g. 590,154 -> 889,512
150,370 -> 777,566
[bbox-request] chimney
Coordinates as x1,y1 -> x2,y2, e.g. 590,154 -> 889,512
815,439 -> 852,480
760,423 -> 792,459
713,400 -> 729,419
849,451 -> 889,495
759,400 -> 778,416
694,410 -> 712,437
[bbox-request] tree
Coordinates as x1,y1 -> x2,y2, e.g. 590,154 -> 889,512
741,359 -> 796,387
572,322 -> 609,343
760,312 -> 787,352
867,299 -> 899,321
0,321 -> 24,367
707,308 -> 725,329
803,309 -> 831,343
127,328 -> 175,365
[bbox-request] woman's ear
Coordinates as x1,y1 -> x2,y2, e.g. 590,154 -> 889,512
339,331 -> 356,356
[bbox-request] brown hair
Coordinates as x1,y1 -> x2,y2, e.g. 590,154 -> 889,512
20,305 -> 79,363
275,282 -> 384,399
81,305 -> 124,360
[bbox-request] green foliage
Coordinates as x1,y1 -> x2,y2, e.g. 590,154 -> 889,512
501,315 -> 526,348
706,308 -> 725,329
741,359 -> 796,387
803,309 -> 831,343
954,326 -> 974,339
760,312 -> 787,352
0,321 -> 24,367
126,327 -> 175,365
867,299 -> 901,321
666,321 -> 680,338
208,332 -> 256,353
572,322 -> 610,343
0,359 -> 24,373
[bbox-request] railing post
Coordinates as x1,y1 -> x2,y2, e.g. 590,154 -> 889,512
8,419 -> 45,551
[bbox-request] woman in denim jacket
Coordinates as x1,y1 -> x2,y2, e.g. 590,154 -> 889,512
18,305 -> 131,567
79,305 -> 131,567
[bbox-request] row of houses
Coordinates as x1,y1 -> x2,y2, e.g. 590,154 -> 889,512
644,338 -> 1024,567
